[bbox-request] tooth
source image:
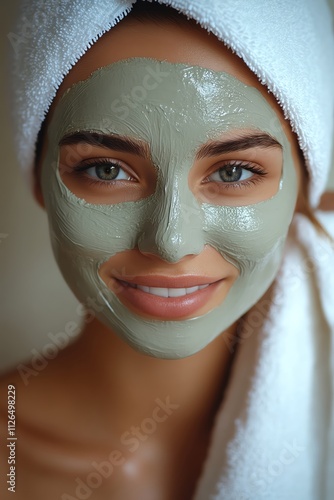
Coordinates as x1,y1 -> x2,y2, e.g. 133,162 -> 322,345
168,288 -> 187,297
134,283 -> 210,297
149,287 -> 169,298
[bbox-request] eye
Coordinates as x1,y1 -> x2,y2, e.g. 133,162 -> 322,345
208,162 -> 257,184
73,159 -> 134,182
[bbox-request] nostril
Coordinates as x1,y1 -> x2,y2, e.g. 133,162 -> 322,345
136,210 -> 205,263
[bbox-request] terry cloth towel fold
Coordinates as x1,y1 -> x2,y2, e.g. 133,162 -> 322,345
11,0 -> 334,207
193,213 -> 334,500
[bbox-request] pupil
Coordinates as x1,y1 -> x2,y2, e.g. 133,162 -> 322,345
219,165 -> 242,182
96,163 -> 118,180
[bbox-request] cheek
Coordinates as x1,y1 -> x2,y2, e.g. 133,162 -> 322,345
202,154 -> 298,274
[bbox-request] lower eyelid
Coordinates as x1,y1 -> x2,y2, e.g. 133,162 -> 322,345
202,171 -> 267,193
82,177 -> 138,191
218,176 -> 264,189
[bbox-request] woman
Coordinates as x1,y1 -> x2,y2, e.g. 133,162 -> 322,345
1,1 -> 334,499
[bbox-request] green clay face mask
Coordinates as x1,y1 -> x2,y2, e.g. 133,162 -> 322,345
41,58 -> 298,359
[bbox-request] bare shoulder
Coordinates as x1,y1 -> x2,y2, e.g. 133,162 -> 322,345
0,341 -> 81,433
319,191 -> 334,212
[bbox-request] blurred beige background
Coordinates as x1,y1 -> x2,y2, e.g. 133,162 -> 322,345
1,1 -> 334,373
0,1 -> 80,373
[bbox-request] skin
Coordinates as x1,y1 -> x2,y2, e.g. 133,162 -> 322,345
1,13 -> 306,500
320,192 -> 334,211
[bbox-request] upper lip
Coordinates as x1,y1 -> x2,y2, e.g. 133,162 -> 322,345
114,275 -> 223,288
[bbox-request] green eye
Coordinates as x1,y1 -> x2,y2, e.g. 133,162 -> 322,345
209,163 -> 254,183
76,160 -> 132,182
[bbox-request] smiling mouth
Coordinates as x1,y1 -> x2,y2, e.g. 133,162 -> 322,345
118,280 -> 211,298
111,277 -> 226,320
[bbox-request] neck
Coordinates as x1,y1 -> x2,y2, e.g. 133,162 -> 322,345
73,317 -> 237,437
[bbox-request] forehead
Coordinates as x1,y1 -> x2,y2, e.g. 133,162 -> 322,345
50,58 -> 284,156
49,15 -> 284,124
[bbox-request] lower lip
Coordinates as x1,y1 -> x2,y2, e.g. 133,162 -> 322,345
112,279 -> 224,320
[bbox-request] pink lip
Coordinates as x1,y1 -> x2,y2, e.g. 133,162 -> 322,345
112,277 -> 225,320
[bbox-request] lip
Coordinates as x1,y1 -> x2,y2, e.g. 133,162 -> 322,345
111,276 -> 225,320
112,275 -> 222,288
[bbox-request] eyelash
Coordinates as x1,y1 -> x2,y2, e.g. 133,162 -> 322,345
71,158 -> 268,190
72,158 -> 136,187
204,161 -> 268,190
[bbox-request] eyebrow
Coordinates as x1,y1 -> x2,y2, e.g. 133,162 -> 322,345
59,131 -> 281,160
59,132 -> 150,158
195,133 -> 282,159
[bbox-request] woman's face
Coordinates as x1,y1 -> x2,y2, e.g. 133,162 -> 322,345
36,14 -> 303,359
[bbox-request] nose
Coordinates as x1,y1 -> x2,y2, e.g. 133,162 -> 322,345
137,188 -> 205,263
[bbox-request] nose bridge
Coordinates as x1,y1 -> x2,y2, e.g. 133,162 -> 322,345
137,181 -> 205,263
